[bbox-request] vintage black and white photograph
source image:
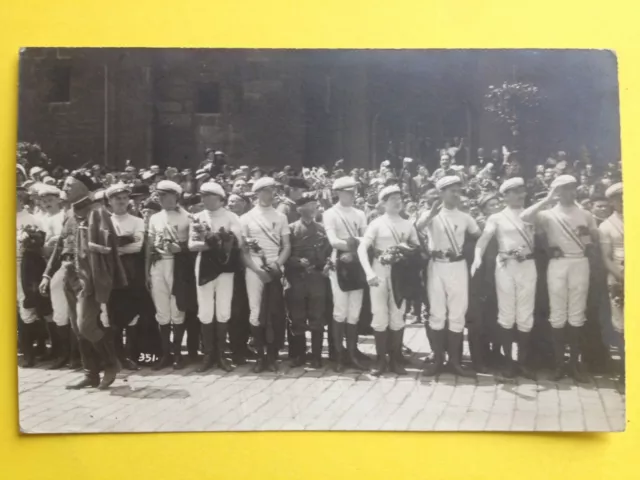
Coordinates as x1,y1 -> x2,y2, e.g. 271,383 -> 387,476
16,48 -> 624,433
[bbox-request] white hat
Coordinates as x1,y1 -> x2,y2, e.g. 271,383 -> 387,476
16,164 -> 27,178
378,185 -> 402,203
156,180 -> 182,195
381,160 -> 391,168
499,177 -> 525,194
403,157 -> 413,163
141,171 -> 156,181
37,184 -> 62,197
195,169 -> 211,181
252,177 -> 277,193
29,166 -> 44,177
332,176 -> 358,191
605,182 -> 623,198
42,176 -> 56,185
436,175 -> 462,191
550,174 -> 577,189
200,181 -> 226,198
106,182 -> 131,198
92,189 -> 106,202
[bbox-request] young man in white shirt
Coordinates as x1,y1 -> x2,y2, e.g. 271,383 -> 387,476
521,175 -> 599,383
106,183 -> 146,371
599,182 -> 624,384
189,182 -> 244,373
417,175 -> 480,378
358,185 -> 420,376
471,178 -> 536,379
323,176 -> 369,372
147,180 -> 192,370
241,177 -> 291,373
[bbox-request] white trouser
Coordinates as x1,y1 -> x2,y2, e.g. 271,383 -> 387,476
150,259 -> 185,326
369,261 -> 405,332
427,260 -> 468,333
495,258 -> 537,332
16,258 -> 38,325
547,257 -> 589,329
246,267 -> 265,327
195,255 -> 234,324
329,271 -> 363,324
50,265 -> 69,326
608,266 -> 624,334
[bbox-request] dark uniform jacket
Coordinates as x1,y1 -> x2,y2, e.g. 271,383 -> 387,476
285,218 -> 331,279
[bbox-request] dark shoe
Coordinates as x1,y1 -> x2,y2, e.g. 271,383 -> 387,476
551,327 -> 566,381
371,330 -> 389,377
197,323 -> 215,373
423,328 -> 445,377
266,347 -> 279,372
516,330 -> 536,380
291,355 -> 306,368
98,369 -> 118,390
152,324 -> 173,370
389,329 -> 407,375
216,322 -> 233,372
447,331 -> 476,378
332,321 -> 345,373
66,374 -> 100,390
346,324 -> 367,371
172,324 -> 186,370
94,337 -> 120,389
568,326 -> 589,383
19,322 -> 36,368
50,325 -> 71,370
231,352 -> 247,366
122,326 -> 140,371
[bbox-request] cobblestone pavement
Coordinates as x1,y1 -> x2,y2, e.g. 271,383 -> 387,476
18,325 -> 626,434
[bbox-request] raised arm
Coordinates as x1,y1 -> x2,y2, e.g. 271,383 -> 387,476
521,187 -> 556,224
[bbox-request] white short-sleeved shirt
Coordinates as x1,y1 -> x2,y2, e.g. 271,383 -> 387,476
149,208 -> 191,259
538,204 -> 596,256
426,207 -> 479,254
111,212 -> 146,255
17,209 -> 44,259
484,207 -> 535,254
42,209 -> 66,243
323,203 -> 367,261
362,214 -> 419,252
241,205 -> 290,263
599,212 -> 624,263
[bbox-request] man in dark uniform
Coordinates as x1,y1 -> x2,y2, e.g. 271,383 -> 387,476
277,177 -> 309,224
285,197 -> 331,368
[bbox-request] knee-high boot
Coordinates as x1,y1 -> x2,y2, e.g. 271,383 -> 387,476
153,324 -> 173,370
568,325 -> 589,383
172,323 -> 186,370
250,325 -> 267,373
447,331 -> 476,378
346,324 -> 367,371
310,330 -> 323,368
20,322 -> 37,368
516,330 -> 536,380
50,325 -> 71,370
389,329 -> 407,375
197,323 -> 215,372
422,328 -> 445,376
216,322 -> 233,372
498,326 -> 516,378
371,330 -> 388,377
551,327 -> 566,380
331,321 -> 345,372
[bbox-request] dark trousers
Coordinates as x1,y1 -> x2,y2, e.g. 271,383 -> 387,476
285,272 -> 327,335
229,268 -> 250,353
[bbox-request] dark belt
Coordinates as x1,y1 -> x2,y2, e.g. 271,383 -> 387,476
430,251 -> 465,262
499,252 -> 535,262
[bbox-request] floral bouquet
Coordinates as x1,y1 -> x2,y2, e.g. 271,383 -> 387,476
190,216 -> 211,242
245,237 -> 267,268
609,281 -> 624,309
18,224 -> 45,253
215,226 -> 237,264
379,242 -> 418,266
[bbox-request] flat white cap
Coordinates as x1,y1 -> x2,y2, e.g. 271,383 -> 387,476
378,185 -> 402,203
436,175 -> 462,191
499,177 -> 525,194
200,181 -> 226,198
605,182 -> 623,198
332,176 -> 358,191
105,182 -> 131,198
550,174 -> 577,189
252,176 -> 277,193
156,180 -> 183,195
37,184 -> 62,197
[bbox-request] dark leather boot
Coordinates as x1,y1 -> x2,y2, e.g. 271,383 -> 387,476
197,323 -> 215,373
568,325 -> 589,383
37,321 -> 53,361
20,322 -> 36,368
310,330 -> 323,369
447,331 -> 476,378
172,323 -> 186,370
123,326 -> 141,370
499,326 -> 517,378
50,325 -> 71,370
389,329 -> 407,375
69,331 -> 82,369
153,325 -> 173,370
250,325 -> 267,373
346,324 -> 367,371
96,337 -> 121,390
266,345 -> 279,373
216,322 -> 233,372
516,330 -> 536,380
422,328 -> 445,376
551,327 -> 566,381
290,334 -> 306,368
371,330 -> 389,377
331,321 -> 345,373
46,321 -> 60,364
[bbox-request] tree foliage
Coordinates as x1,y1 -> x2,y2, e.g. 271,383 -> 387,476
484,82 -> 541,138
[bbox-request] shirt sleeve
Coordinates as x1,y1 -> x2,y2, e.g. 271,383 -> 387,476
466,214 -> 481,235
598,223 -> 612,244
407,223 -> 420,245
483,215 -> 498,236
279,214 -> 291,237
362,220 -> 378,245
323,210 -> 337,234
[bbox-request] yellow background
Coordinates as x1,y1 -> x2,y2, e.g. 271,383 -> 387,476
1,1 -> 637,478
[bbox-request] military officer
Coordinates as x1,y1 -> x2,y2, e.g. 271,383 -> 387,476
358,185 -> 420,376
323,176 -> 369,372
471,177 -> 536,379
189,181 -> 243,373
418,175 -> 480,378
277,177 -> 309,224
521,175 -> 598,383
241,177 -> 291,373
285,196 -> 331,368
599,182 -> 624,382
147,180 -> 193,370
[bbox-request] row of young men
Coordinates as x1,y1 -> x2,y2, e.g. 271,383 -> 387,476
17,170 -> 624,389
